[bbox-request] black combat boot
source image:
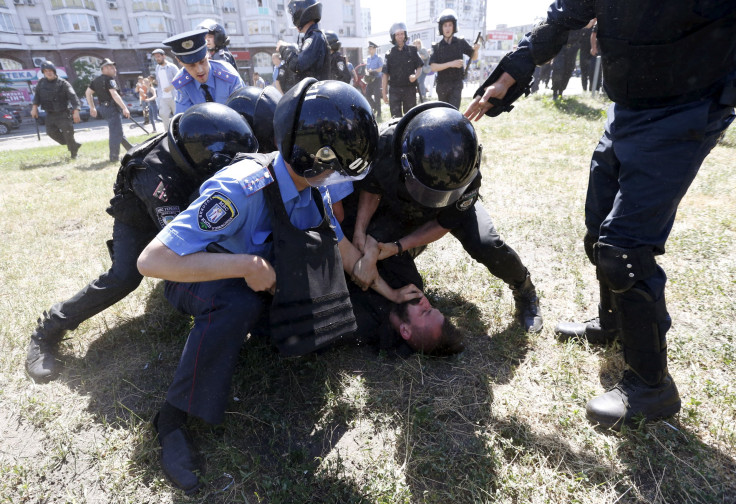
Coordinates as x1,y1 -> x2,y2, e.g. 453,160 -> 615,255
555,282 -> 618,344
585,288 -> 680,430
511,274 -> 543,333
154,403 -> 203,494
25,311 -> 66,383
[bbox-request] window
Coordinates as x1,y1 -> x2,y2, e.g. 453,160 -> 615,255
0,58 -> 23,70
50,0 -> 96,9
247,19 -> 272,35
186,0 -> 215,14
136,16 -> 173,33
132,0 -> 169,12
55,13 -> 101,32
0,12 -> 15,33
28,17 -> 43,32
110,18 -> 123,33
252,52 -> 271,67
224,21 -> 236,34
343,3 -> 354,21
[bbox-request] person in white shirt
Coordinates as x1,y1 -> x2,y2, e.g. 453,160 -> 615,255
151,48 -> 179,130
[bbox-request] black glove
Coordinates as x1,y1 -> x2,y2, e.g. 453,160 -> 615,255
279,43 -> 298,66
474,53 -> 533,118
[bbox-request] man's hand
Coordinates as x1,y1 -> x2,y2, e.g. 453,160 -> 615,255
89,107 -> 97,118
30,106 -> 38,119
244,256 -> 276,294
122,107 -> 130,119
350,234 -> 380,290
409,73 -> 417,83
392,284 -> 423,304
72,110 -> 81,123
382,90 -> 389,104
450,59 -> 464,69
464,71 -> 516,122
352,228 -> 367,252
377,241 -> 401,261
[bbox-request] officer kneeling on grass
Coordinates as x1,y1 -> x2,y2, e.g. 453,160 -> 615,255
25,103 -> 259,383
136,79 -> 423,494
350,102 -> 543,333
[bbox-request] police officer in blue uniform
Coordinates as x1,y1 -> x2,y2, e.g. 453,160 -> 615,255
276,0 -> 330,90
382,22 -> 424,118
465,1 -> 736,430
197,18 -> 238,68
429,9 -> 480,109
31,61 -> 82,158
137,80 -> 420,494
350,102 -> 543,336
25,104 -> 259,383
86,59 -> 132,163
163,28 -> 244,114
365,41 -> 384,121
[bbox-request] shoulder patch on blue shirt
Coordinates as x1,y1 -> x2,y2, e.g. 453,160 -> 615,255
173,70 -> 192,90
235,160 -> 274,196
211,60 -> 239,82
197,192 -> 239,231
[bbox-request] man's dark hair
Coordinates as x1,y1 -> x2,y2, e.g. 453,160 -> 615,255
390,300 -> 465,356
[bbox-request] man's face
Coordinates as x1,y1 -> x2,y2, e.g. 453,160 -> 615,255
272,54 -> 280,66
101,64 -> 116,76
205,33 -> 216,50
42,69 -> 57,80
395,30 -> 406,46
368,46 -> 376,56
442,21 -> 454,38
403,296 -> 445,352
153,53 -> 166,65
181,57 -> 210,83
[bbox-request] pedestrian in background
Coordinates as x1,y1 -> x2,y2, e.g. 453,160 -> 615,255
151,48 -> 178,130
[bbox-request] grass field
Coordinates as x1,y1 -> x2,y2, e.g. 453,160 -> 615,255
0,94 -> 734,504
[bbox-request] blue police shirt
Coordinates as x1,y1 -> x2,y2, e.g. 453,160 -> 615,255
366,53 -> 383,77
157,153 -> 344,260
173,59 -> 244,113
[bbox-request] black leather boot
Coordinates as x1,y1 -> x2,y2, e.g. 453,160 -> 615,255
585,287 -> 680,429
153,407 -> 204,494
511,274 -> 543,333
555,282 -> 618,344
25,311 -> 65,383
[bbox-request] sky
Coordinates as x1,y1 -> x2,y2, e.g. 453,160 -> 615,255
370,0 -> 551,34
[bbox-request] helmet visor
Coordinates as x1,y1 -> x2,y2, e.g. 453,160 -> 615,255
302,146 -> 372,186
401,154 -> 472,208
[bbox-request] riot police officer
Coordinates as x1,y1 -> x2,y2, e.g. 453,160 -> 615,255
276,0 -> 329,91
197,18 -> 238,68
25,104 -> 259,383
465,1 -> 736,430
382,22 -> 424,118
31,61 -> 82,158
429,9 -> 480,109
86,59 -> 132,163
325,31 -> 352,83
225,85 -> 280,153
138,80 -> 415,494
350,102 -> 543,334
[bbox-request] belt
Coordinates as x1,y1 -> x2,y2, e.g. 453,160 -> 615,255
101,101 -> 112,106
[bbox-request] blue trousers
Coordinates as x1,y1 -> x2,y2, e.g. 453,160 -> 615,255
98,103 -> 130,161
164,279 -> 268,424
586,98 -> 735,302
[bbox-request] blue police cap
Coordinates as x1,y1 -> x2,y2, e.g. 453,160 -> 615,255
162,29 -> 209,64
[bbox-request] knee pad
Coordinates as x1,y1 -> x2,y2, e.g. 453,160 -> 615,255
583,232 -> 597,265
595,243 -> 658,293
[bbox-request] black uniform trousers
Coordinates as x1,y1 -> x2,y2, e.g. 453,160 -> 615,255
41,219 -> 155,336
45,111 -> 77,152
436,80 -> 463,110
163,278 -> 268,425
389,85 -> 417,118
366,78 -> 383,120
448,201 -> 528,286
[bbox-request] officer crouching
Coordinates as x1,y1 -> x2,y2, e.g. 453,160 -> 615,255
137,80 -> 423,494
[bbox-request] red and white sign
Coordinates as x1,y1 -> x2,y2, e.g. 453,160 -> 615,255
487,31 -> 514,41
231,51 -> 251,61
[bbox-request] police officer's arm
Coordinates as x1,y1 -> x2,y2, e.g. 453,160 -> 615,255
284,34 -> 326,73
109,88 -> 130,118
431,59 -> 464,72
66,81 -> 82,123
138,239 -> 277,293
377,219 -> 450,261
464,0 -> 592,121
382,73 -> 389,103
85,87 -> 97,118
352,190 -> 382,252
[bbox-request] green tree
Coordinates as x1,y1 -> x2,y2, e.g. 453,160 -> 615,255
71,59 -> 98,99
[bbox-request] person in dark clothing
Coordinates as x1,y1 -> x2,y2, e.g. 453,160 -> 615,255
578,20 -> 596,91
85,58 -> 132,163
325,31 -> 352,83
465,1 -> 736,430
276,0 -> 329,90
429,9 -> 480,109
31,61 -> 82,158
550,29 -> 586,99
349,102 -> 543,335
197,18 -> 238,68
24,104 -> 259,384
382,22 -> 424,118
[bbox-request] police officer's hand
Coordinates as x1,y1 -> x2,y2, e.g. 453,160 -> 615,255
450,59 -> 464,69
244,256 -> 277,294
351,254 -> 379,291
72,110 -> 81,124
393,284 -> 423,304
377,241 -> 401,261
122,107 -> 130,119
409,74 -> 417,83
89,107 -> 97,118
464,71 -> 516,122
382,91 -> 389,104
352,228 -> 367,252
30,106 -> 38,119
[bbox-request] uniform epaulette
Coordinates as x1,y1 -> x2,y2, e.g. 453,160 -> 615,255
210,60 -> 240,83
172,69 -> 193,90
231,156 -> 276,196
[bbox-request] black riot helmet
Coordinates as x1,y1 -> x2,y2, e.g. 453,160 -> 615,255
287,0 -> 322,30
197,18 -> 230,48
390,22 -> 408,45
325,30 -> 341,52
168,102 -> 259,181
394,102 -> 481,208
273,78 -> 378,186
40,60 -> 57,74
225,86 -> 280,153
437,8 -> 459,35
